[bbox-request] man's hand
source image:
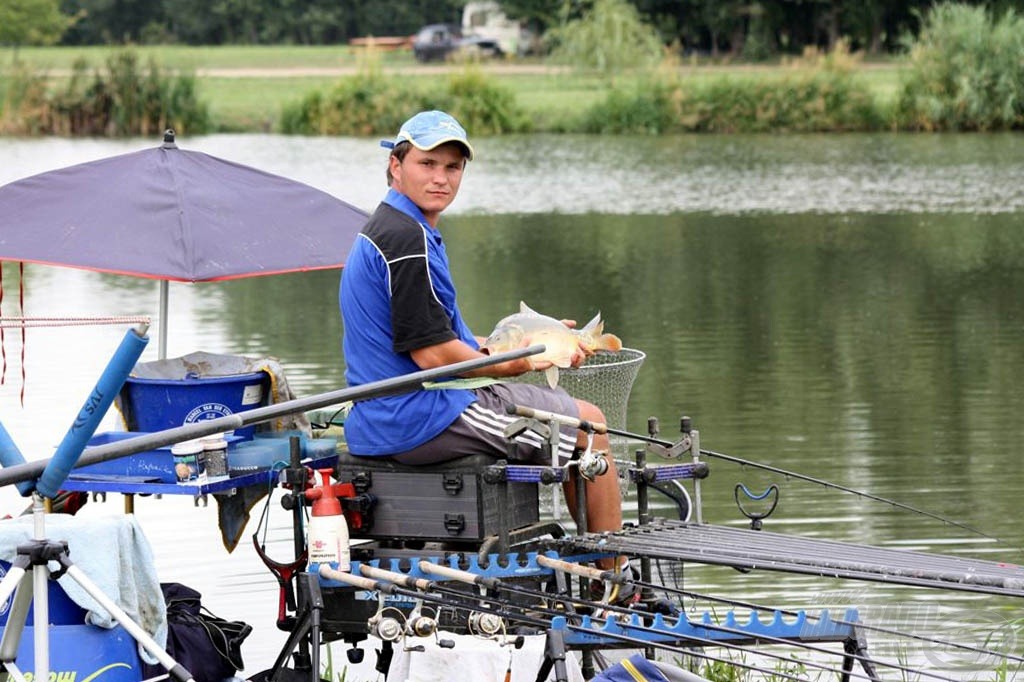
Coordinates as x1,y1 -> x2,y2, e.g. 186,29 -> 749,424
559,319 -> 594,368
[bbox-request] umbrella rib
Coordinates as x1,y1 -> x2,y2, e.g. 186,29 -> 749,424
162,146 -> 197,282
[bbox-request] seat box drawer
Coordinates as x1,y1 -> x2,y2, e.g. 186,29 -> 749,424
336,455 -> 539,541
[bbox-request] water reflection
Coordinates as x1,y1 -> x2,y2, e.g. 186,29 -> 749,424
3,132 -> 1024,215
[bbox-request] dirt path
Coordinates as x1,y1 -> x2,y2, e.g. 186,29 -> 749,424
195,63 -> 569,78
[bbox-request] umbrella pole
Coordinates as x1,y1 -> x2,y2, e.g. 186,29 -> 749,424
158,280 -> 169,360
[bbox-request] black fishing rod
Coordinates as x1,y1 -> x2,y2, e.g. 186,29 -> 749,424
0,345 -> 546,490
634,568 -> 1024,668
508,405 -> 1007,547
409,560 -> 910,682
325,564 -> 825,682
699,446 -> 1004,544
424,557 -> 976,682
438,556 -> 996,682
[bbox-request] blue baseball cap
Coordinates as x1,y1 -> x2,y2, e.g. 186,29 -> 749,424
380,110 -> 475,161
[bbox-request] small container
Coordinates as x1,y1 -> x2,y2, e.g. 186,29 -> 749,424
171,440 -> 205,483
201,433 -> 229,479
227,441 -> 276,476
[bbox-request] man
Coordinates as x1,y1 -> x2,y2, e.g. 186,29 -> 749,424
339,110 -> 625,567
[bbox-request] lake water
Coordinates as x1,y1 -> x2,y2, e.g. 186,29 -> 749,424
1,132 -> 1024,679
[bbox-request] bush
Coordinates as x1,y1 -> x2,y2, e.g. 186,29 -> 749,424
280,72 -> 416,136
580,77 -> 680,134
430,69 -> 532,135
0,64 -> 51,135
579,50 -> 883,135
896,2 -> 1024,131
0,50 -> 209,136
684,70 -> 881,133
281,66 -> 530,136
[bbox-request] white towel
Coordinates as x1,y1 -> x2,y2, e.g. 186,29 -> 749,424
0,513 -> 167,663
388,631 -> 584,682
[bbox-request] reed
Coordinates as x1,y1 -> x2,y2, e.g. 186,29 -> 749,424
0,49 -> 209,136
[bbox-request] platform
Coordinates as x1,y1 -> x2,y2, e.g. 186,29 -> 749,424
62,454 -> 337,496
557,518 -> 1024,598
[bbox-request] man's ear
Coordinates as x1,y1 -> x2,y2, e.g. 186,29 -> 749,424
388,154 -> 403,185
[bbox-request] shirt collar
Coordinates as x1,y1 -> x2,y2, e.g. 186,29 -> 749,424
383,189 -> 439,236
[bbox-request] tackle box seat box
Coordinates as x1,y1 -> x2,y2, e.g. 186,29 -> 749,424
335,451 -> 539,541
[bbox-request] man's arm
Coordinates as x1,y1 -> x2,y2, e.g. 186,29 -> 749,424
410,339 -> 545,378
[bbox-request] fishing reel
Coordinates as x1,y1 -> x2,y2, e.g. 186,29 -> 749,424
367,600 -> 411,642
467,611 -> 505,637
576,433 -> 609,482
368,611 -> 405,642
406,611 -> 438,638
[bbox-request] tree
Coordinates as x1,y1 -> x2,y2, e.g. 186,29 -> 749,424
0,0 -> 72,51
549,0 -> 663,77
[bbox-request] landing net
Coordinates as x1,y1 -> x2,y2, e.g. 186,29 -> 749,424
514,347 -> 645,432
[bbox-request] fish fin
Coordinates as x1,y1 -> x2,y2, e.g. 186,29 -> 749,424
545,366 -> 560,389
598,333 -> 623,352
581,311 -> 603,335
519,301 -> 542,316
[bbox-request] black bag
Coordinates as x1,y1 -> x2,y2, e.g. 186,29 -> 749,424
143,582 -> 253,682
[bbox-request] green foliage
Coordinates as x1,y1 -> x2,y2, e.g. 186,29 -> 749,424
280,72 -> 414,136
0,0 -> 72,48
0,49 -> 209,135
699,658 -> 744,681
684,69 -> 882,133
0,64 -> 51,134
896,2 -> 1024,131
281,66 -> 531,136
580,49 -> 883,134
432,69 -> 533,135
549,0 -> 663,78
579,75 -> 680,134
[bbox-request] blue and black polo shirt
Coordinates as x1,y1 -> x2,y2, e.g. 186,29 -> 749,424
339,189 -> 477,455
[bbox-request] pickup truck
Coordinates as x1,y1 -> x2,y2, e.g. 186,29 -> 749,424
412,24 -> 503,63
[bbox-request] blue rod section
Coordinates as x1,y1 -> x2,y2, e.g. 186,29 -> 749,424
35,327 -> 149,498
0,421 -> 30,495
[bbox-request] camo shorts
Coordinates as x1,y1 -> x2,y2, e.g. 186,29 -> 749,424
391,382 -> 580,466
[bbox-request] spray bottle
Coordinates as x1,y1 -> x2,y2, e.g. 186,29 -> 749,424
306,468 -> 351,571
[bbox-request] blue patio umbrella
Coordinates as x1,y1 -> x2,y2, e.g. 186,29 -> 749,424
0,130 -> 368,358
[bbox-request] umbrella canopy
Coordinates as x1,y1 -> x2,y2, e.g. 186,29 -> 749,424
0,131 -> 368,357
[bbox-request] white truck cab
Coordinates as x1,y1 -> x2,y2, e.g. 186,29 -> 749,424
461,1 -> 535,56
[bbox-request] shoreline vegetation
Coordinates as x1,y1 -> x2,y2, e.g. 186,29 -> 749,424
0,4 -> 1021,138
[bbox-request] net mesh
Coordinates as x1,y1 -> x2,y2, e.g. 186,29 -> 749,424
512,348 -> 646,431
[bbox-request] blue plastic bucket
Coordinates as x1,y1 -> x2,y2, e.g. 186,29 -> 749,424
122,372 -> 269,440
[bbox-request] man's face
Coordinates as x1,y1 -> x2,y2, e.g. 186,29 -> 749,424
390,143 -> 466,226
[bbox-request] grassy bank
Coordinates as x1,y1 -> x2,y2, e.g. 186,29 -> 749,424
4,45 -> 906,133
7,3 -> 1021,134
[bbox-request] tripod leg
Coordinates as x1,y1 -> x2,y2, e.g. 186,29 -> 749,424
537,628 -> 569,682
59,561 -> 194,682
0,561 -> 32,664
